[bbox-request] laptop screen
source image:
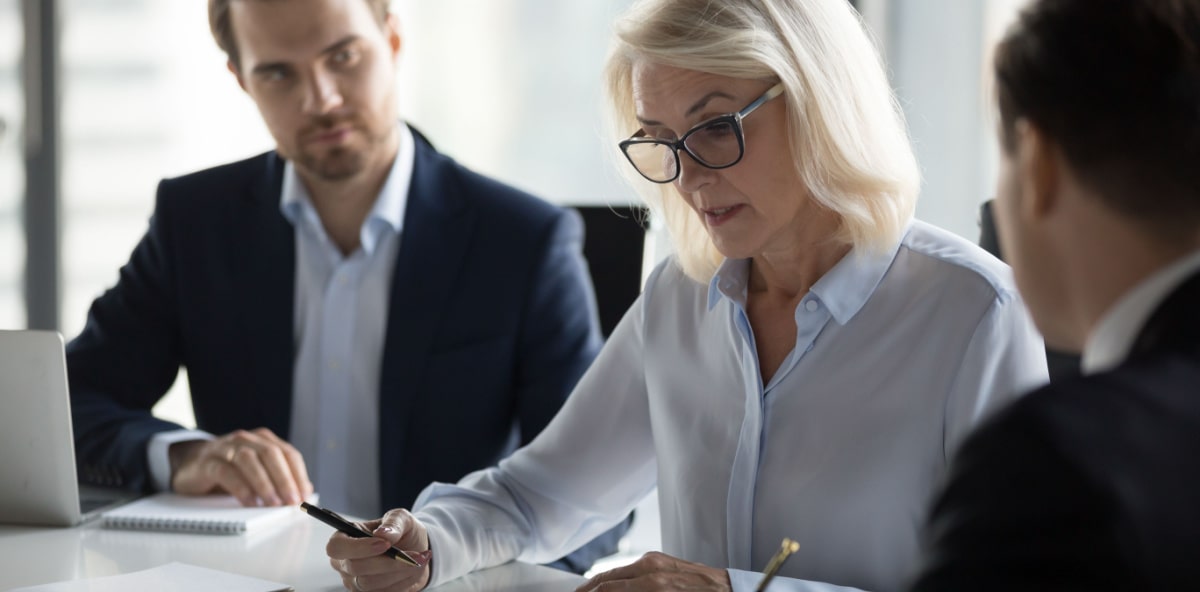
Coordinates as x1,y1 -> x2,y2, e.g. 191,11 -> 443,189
0,330 -> 87,526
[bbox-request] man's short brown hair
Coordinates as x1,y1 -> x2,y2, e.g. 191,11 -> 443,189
995,0 -> 1200,238
209,0 -> 391,71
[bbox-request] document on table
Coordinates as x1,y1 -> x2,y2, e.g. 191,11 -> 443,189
9,562 -> 293,592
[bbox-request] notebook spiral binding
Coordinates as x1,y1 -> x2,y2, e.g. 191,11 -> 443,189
103,514 -> 247,535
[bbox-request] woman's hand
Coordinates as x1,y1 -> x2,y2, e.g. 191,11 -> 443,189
326,508 -> 433,592
577,552 -> 732,592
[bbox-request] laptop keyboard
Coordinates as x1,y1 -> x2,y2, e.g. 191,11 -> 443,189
80,495 -> 112,514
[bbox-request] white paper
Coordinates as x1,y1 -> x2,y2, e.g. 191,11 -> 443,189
9,562 -> 292,592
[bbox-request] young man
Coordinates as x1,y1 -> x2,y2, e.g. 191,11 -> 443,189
913,0 -> 1200,589
67,0 -> 624,572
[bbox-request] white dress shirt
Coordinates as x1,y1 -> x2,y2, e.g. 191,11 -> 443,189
412,220 -> 1049,592
1083,248 -> 1200,375
148,127 -> 414,520
281,126 -> 413,517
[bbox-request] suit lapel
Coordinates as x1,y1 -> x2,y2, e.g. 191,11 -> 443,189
377,133 -> 477,503
1131,269 -> 1200,360
234,152 -> 297,437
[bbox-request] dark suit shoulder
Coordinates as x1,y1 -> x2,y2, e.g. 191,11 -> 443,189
412,137 -> 570,235
160,152 -> 275,194
996,355 -> 1200,478
916,355 -> 1200,591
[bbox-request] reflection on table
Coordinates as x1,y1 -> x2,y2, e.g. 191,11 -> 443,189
0,511 -> 584,592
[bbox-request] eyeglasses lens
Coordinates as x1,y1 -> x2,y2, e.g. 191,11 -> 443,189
684,120 -> 741,167
624,119 -> 743,182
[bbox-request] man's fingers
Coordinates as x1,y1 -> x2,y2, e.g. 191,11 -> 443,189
226,445 -> 283,505
254,429 -> 313,501
283,444 -> 313,498
205,457 -> 257,506
255,429 -> 314,498
256,445 -> 302,505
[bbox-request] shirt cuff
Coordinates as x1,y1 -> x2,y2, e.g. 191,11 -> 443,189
147,429 -> 215,492
728,568 -> 869,592
729,568 -> 760,592
418,517 -> 454,588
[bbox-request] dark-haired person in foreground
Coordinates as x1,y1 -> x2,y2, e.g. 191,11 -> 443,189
912,0 -> 1200,589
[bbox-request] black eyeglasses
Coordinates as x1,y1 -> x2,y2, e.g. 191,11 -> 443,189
619,83 -> 784,184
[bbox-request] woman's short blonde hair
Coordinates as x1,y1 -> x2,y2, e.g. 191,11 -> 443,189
604,0 -> 920,282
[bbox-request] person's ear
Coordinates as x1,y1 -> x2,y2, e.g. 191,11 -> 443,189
1013,119 -> 1059,222
386,13 -> 402,59
228,60 -> 248,93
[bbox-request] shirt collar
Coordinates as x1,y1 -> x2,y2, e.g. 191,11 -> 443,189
279,124 -> 415,256
707,258 -> 751,310
706,225 -> 906,325
1082,248 -> 1200,374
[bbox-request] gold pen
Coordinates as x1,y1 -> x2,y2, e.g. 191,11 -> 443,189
754,538 -> 800,592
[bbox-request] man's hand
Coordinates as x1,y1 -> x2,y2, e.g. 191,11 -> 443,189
327,508 -> 432,592
577,552 -> 732,592
170,427 -> 313,507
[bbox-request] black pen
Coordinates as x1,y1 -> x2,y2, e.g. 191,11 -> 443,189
300,502 -> 429,567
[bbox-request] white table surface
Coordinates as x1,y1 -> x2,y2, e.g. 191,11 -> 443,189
0,511 -> 585,592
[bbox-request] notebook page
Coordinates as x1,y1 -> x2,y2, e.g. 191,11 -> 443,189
102,493 -> 298,535
9,562 -> 292,592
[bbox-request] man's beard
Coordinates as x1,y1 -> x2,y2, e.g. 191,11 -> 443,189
298,144 -> 368,181
294,116 -> 389,181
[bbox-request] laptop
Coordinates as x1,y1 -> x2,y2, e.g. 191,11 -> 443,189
0,330 -> 133,526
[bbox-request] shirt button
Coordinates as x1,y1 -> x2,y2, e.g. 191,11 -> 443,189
326,439 -> 338,450
804,300 -> 819,312
329,358 -> 340,370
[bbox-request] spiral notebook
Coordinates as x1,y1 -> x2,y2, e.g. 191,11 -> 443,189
102,493 -> 299,535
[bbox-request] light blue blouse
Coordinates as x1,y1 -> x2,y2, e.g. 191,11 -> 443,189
413,220 -> 1049,592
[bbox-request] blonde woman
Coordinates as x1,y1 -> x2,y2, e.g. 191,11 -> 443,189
326,0 -> 1048,590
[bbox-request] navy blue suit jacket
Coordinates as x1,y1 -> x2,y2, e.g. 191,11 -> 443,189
912,270 -> 1200,591
67,130 -> 622,569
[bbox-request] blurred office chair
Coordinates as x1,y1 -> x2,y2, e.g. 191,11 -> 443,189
979,199 -> 1081,382
550,205 -> 647,573
574,205 -> 649,339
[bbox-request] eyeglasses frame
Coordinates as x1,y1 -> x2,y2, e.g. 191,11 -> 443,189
619,82 -> 785,184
